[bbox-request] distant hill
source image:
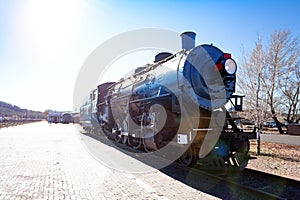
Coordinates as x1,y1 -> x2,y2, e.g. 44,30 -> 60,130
0,101 -> 44,119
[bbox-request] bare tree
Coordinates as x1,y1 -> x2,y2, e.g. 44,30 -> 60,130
238,37 -> 269,126
279,60 -> 300,123
261,30 -> 299,134
238,30 -> 300,134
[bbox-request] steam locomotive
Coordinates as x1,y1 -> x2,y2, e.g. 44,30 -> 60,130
80,32 -> 252,170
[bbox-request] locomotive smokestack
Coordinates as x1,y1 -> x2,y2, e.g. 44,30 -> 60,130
180,31 -> 196,50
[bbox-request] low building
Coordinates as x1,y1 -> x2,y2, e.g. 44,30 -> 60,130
47,111 -> 62,123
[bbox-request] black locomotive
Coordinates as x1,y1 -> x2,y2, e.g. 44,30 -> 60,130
80,31 -> 252,170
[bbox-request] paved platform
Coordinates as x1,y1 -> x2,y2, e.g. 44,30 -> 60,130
0,122 -> 218,200
260,134 -> 300,146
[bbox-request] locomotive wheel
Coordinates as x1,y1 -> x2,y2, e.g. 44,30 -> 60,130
114,132 -> 122,143
121,120 -> 129,145
143,144 -> 151,152
206,156 -> 227,171
231,152 -> 249,171
121,135 -> 128,145
128,135 -> 142,149
112,122 -> 122,143
143,132 -> 165,152
155,132 -> 166,149
142,104 -> 169,152
102,127 -> 112,138
143,139 -> 151,152
178,146 -> 197,167
230,139 -> 250,170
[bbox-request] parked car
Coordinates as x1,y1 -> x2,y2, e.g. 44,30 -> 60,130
264,121 -> 277,128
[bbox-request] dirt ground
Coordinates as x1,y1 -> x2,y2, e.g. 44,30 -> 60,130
247,140 -> 300,181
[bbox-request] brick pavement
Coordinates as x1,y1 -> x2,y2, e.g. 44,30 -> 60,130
0,122 -> 218,200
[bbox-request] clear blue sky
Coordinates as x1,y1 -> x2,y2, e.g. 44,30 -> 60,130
0,0 -> 299,112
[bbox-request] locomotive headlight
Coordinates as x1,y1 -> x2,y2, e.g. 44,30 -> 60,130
224,59 -> 237,74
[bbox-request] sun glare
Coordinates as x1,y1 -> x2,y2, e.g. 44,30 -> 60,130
14,0 -> 85,56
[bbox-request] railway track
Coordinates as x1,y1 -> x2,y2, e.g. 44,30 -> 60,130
224,168 -> 299,199
160,163 -> 299,200
161,161 -> 299,200
82,130 -> 299,200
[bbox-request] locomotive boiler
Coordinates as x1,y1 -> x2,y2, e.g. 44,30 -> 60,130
81,31 -> 251,170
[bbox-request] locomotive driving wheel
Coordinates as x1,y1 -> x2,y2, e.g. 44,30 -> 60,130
121,120 -> 129,145
121,134 -> 128,145
229,139 -> 250,170
235,152 -> 250,171
230,152 -> 250,171
112,120 -> 122,143
128,130 -> 142,149
178,145 -> 197,167
143,104 -> 168,152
